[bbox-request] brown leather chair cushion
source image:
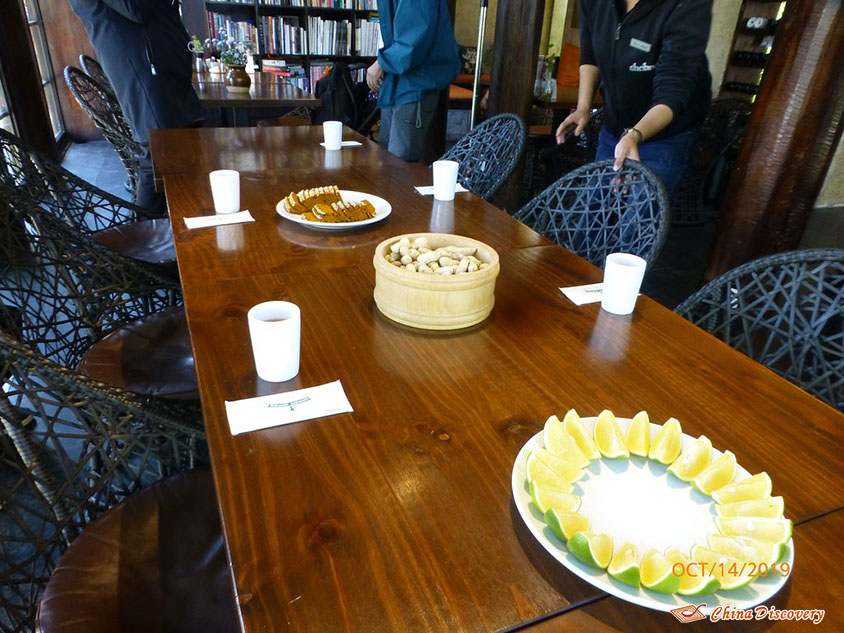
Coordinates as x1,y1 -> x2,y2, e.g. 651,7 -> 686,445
38,470 -> 239,633
78,306 -> 198,399
91,219 -> 177,266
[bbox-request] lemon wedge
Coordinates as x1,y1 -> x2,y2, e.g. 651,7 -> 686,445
625,411 -> 650,457
668,435 -> 712,482
563,409 -> 601,460
648,417 -> 682,464
593,410 -> 629,459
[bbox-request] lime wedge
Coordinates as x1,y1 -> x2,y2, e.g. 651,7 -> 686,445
545,509 -> 590,543
715,516 -> 793,544
691,545 -> 755,590
530,479 -> 581,514
608,542 -> 640,586
593,410 -> 629,459
692,450 -> 736,495
640,549 -> 681,593
708,534 -> 787,567
648,418 -> 682,465
625,411 -> 650,457
712,472 -> 772,504
567,531 -> 613,569
563,409 -> 601,460
527,448 -> 584,485
544,415 -> 590,467
668,435 -> 712,482
666,547 -> 721,595
716,496 -> 784,518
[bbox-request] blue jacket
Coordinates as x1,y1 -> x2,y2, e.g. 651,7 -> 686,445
377,0 -> 460,108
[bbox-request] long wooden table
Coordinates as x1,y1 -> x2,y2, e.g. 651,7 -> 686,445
150,125 -> 844,632
192,76 -> 319,126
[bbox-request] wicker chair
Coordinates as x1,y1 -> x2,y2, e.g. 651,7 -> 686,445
63,66 -> 143,195
438,113 -> 526,201
0,191 -> 196,401
0,326 -> 236,633
78,53 -> 118,103
671,98 -> 753,226
0,129 -> 177,274
514,159 -> 670,268
675,249 -> 844,411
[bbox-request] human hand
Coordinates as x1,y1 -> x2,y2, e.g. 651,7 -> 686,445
555,108 -> 591,144
366,60 -> 383,92
613,132 -> 641,171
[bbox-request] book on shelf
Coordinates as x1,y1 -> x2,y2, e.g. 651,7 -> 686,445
354,17 -> 380,56
261,15 -> 307,55
307,17 -> 352,56
207,0 -> 252,5
207,12 -> 259,49
355,0 -> 378,9
257,1 -> 373,6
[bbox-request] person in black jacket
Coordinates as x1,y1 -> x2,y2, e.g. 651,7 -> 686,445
556,0 -> 712,196
69,0 -> 204,216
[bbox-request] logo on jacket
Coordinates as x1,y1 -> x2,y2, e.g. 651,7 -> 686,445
629,62 -> 655,72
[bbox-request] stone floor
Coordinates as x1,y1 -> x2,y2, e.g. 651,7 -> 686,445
62,139 -> 719,309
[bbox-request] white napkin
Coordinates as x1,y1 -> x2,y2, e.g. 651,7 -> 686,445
224,380 -> 353,435
560,283 -> 605,306
184,210 -> 255,229
414,183 -> 469,195
319,141 -> 363,147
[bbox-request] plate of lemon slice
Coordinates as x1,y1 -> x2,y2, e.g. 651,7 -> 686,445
511,410 -> 794,614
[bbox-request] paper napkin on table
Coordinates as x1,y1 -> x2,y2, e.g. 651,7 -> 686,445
319,141 -> 363,147
184,210 -> 255,229
224,380 -> 353,435
414,183 -> 469,195
560,283 -> 604,306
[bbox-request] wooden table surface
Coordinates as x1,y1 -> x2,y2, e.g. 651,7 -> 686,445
151,125 -> 844,632
193,79 -> 320,109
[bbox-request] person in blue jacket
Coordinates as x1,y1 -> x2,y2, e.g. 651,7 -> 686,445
69,0 -> 203,216
366,0 -> 460,162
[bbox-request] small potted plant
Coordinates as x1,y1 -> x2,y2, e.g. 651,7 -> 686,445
220,43 -> 250,93
188,35 -> 205,73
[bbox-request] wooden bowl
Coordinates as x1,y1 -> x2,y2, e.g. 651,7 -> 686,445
373,233 -> 500,330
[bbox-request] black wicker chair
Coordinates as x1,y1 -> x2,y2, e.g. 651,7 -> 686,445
78,54 -> 118,103
0,129 -> 177,274
675,249 -> 844,411
0,189 -> 196,401
671,98 -> 753,226
63,66 -> 143,195
514,159 -> 670,268
438,113 -> 526,201
0,328 -> 237,633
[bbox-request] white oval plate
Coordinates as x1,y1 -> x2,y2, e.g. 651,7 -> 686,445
511,417 -> 793,615
276,190 -> 391,230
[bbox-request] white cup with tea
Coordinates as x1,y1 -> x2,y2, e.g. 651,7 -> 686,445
323,121 -> 343,151
208,169 -> 240,214
601,253 -> 647,315
247,301 -> 301,382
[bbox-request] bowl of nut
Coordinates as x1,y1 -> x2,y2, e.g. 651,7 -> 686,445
373,233 -> 500,330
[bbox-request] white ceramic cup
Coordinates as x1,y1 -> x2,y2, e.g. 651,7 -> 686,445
323,121 -> 343,151
432,160 -> 459,201
247,301 -> 301,382
601,253 -> 647,315
208,169 -> 240,214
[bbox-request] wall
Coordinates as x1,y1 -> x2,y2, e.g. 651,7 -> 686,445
707,0 -> 742,93
454,0 -> 499,62
817,139 -> 844,207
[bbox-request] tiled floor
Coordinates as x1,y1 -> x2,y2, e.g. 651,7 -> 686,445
61,139 -> 716,309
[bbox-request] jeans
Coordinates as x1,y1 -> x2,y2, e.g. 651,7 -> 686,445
596,126 -> 702,198
379,90 -> 440,162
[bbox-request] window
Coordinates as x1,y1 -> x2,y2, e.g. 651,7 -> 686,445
0,65 -> 13,134
21,0 -> 64,139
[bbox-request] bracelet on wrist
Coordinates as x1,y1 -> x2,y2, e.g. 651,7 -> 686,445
622,127 -> 644,143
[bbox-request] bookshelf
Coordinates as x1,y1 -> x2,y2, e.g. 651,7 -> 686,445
719,0 -> 787,101
202,0 -> 380,92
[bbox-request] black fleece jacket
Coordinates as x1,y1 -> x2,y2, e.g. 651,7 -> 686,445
580,0 -> 712,140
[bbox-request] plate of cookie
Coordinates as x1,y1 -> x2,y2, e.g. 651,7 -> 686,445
276,186 -> 391,230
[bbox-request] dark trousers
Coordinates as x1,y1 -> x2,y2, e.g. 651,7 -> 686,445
596,126 -> 702,198
379,90 -> 440,162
